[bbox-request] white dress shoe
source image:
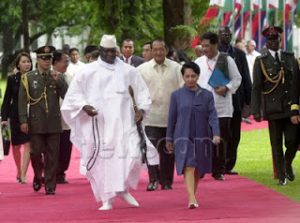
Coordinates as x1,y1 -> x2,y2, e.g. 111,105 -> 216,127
188,203 -> 199,209
98,200 -> 112,211
119,192 -> 139,207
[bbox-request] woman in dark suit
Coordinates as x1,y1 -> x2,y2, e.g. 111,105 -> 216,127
1,52 -> 32,183
166,62 -> 220,209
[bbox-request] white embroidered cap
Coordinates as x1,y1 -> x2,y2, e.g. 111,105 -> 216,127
99,35 -> 117,48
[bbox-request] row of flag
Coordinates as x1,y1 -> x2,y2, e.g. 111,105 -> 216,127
194,0 -> 299,51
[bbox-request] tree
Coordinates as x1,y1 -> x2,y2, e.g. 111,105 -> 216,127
88,0 -> 163,51
0,0 -> 93,77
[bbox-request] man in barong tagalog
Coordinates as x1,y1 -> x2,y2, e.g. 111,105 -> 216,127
61,34 -> 159,211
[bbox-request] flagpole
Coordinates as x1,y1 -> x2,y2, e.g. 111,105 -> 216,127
250,1 -> 253,39
258,0 -> 262,50
241,0 -> 244,38
231,0 -> 234,34
283,0 -> 286,50
266,0 -> 269,26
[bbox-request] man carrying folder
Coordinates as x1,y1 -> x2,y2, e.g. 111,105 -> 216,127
195,32 -> 241,181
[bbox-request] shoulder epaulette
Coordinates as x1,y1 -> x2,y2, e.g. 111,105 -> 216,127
281,51 -> 294,56
258,54 -> 268,59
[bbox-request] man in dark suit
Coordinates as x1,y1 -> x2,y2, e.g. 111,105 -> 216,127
120,39 -> 144,67
218,26 -> 252,175
251,26 -> 299,185
18,46 -> 68,195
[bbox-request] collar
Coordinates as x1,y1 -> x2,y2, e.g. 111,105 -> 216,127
123,55 -> 132,61
183,84 -> 201,93
151,58 -> 168,68
98,58 -> 117,70
206,52 -> 219,62
268,49 -> 281,58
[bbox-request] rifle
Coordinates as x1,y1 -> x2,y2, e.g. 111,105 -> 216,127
128,85 -> 148,164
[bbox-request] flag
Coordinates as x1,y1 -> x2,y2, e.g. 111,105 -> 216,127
234,0 -> 251,38
267,0 -> 279,26
252,0 -> 267,49
199,1 -> 222,25
193,0 -> 224,47
222,0 -> 234,26
284,0 -> 297,51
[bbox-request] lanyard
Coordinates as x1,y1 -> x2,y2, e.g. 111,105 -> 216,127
206,58 -> 216,73
86,116 -> 100,171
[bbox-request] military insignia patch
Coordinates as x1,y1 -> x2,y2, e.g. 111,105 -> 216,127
33,80 -> 38,89
44,46 -> 50,53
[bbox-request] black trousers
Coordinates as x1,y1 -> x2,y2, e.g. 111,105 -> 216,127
226,111 -> 242,171
57,130 -> 72,178
30,133 -> 60,190
212,117 -> 232,176
268,118 -> 298,180
145,126 -> 174,186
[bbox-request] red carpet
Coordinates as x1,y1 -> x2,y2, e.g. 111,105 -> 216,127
1,148 -> 299,223
241,116 -> 268,132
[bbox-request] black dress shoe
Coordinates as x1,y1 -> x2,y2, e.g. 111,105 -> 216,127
225,170 -> 239,175
45,188 -> 56,195
278,178 -> 287,186
161,184 -> 173,190
33,177 -> 42,192
56,177 -> 69,184
213,174 -> 225,181
146,181 -> 159,191
41,176 -> 45,184
286,165 -> 295,181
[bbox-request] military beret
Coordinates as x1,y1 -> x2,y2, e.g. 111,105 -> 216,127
34,46 -> 56,57
262,26 -> 283,39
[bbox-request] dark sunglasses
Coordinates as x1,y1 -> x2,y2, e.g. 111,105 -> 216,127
266,35 -> 280,41
38,56 -> 53,61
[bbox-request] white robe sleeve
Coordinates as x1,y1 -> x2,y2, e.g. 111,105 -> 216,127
131,69 -> 152,115
226,56 -> 242,94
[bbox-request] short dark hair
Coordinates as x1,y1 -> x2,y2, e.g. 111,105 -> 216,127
152,38 -> 167,49
84,45 -> 98,55
90,50 -> 100,60
201,32 -> 219,45
52,50 -> 65,65
143,41 -> 152,49
69,47 -> 79,55
122,39 -> 134,47
181,62 -> 200,76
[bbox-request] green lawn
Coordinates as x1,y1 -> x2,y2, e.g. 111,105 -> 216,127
236,129 -> 300,202
0,77 -> 299,202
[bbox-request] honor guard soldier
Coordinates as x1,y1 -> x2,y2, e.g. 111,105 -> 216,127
290,57 -> 300,147
251,26 -> 299,186
18,46 -> 68,195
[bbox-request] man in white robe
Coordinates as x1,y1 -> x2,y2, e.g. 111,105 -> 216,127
61,35 -> 159,210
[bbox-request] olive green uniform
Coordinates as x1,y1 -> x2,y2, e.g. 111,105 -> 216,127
18,70 -> 68,191
251,51 -> 299,181
291,58 -> 300,117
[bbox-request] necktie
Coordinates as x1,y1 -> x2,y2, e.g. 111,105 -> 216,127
275,52 -> 281,65
125,57 -> 129,63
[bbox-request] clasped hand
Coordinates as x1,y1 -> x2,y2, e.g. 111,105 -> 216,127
214,86 -> 228,96
83,105 -> 98,117
291,115 -> 300,125
135,109 -> 144,123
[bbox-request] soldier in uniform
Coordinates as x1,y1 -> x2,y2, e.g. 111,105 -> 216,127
251,26 -> 299,186
18,46 -> 68,195
290,58 -> 300,146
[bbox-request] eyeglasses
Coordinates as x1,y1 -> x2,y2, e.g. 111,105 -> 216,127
38,56 -> 52,61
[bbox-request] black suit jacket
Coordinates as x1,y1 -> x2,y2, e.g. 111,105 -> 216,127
120,55 -> 144,67
219,45 -> 252,112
